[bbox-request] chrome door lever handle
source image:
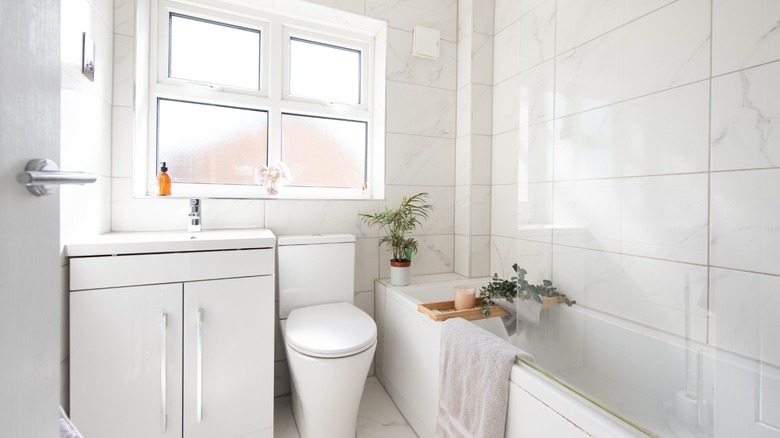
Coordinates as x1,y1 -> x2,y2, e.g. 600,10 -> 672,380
17,158 -> 96,196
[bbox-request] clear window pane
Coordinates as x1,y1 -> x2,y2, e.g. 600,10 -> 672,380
169,14 -> 260,89
289,38 -> 360,104
281,113 -> 366,189
158,99 -> 268,185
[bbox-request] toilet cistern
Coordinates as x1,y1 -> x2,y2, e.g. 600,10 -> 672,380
188,198 -> 202,232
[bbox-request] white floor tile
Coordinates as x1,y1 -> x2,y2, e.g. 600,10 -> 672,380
274,376 -> 418,438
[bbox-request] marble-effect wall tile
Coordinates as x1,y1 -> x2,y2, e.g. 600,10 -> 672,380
111,105 -> 133,178
470,235 -> 491,277
517,0 -> 555,73
554,0 -> 710,118
386,81 -> 456,137
492,129 -> 519,185
555,0 -> 675,55
469,185 -> 491,235
493,0 -> 546,34
517,182 -> 552,243
457,33 -> 472,89
490,235 -> 520,278
471,33 -> 494,86
471,84 -> 493,135
366,0 -> 457,42
386,29 -> 457,90
112,34 -> 134,107
493,18 -> 522,84
518,60 -> 554,127
712,0 -> 780,76
491,183 -> 518,238
524,122 -> 554,183
493,74 -> 520,133
711,61 -> 780,171
554,81 -> 709,181
470,134 -> 492,185
385,134 -> 455,186
553,179 -> 622,253
621,174 -> 709,265
473,0 -> 494,35
114,0 -> 134,36
454,234 -> 470,275
384,185 -> 455,236
61,0 -> 114,102
711,268 -> 780,367
454,185 -> 469,235
711,169 -> 780,276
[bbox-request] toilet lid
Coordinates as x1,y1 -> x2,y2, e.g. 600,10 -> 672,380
285,302 -> 377,358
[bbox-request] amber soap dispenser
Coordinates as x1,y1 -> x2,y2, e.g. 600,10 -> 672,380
158,162 -> 171,196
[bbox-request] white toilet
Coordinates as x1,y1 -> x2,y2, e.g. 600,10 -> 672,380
278,234 -> 377,438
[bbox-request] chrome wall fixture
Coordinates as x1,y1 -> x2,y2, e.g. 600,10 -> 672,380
16,158 -> 97,196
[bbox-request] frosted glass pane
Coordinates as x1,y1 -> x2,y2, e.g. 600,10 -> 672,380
281,113 -> 366,188
158,99 -> 268,185
169,14 -> 260,89
289,38 -> 360,104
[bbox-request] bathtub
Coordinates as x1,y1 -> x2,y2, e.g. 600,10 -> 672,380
373,275 -> 647,438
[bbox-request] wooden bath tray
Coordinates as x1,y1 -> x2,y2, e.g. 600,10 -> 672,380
417,296 -> 564,321
417,298 -> 509,321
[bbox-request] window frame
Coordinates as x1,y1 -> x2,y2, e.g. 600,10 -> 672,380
139,0 -> 386,200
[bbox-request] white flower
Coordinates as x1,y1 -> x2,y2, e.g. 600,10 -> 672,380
256,162 -> 292,195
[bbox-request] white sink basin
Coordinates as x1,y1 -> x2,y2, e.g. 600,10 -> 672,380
66,228 -> 276,257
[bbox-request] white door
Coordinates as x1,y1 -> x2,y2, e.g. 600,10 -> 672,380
0,1 -> 62,437
183,276 -> 275,438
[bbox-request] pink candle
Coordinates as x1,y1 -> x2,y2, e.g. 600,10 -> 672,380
454,286 -> 476,310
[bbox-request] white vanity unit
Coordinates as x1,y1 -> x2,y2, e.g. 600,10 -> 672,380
67,229 -> 276,438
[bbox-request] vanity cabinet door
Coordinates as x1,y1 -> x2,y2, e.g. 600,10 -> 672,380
70,283 -> 183,438
183,276 -> 274,438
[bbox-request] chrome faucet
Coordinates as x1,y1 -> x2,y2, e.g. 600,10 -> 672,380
188,198 -> 202,232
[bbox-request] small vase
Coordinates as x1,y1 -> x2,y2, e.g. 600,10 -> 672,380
389,260 -> 411,286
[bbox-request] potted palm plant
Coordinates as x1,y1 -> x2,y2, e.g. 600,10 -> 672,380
360,192 -> 433,286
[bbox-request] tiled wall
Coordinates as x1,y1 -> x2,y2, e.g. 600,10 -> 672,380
60,0 -> 115,408
454,0 -> 494,277
491,0 -> 780,435
109,0 -> 458,396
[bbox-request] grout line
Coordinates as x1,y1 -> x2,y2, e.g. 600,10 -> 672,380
553,0 -> 681,59
711,57 -> 780,79
706,0 -> 714,345
549,0 -> 559,283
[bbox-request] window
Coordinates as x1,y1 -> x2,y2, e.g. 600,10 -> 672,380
157,99 -> 268,185
141,0 -> 387,199
281,113 -> 366,189
168,14 -> 261,90
288,38 -> 361,104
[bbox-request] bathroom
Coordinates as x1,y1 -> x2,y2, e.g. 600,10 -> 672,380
1,0 -> 779,436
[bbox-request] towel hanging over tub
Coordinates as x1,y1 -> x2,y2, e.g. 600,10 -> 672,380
435,317 -> 532,438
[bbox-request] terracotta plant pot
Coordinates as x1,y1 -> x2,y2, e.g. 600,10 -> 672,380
389,260 -> 411,286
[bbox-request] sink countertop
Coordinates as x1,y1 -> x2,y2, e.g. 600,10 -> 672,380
65,228 -> 276,257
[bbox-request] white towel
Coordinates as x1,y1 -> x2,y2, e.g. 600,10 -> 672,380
435,318 -> 533,438
59,406 -> 83,438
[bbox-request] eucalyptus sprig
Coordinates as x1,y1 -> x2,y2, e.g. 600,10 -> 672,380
479,263 -> 575,317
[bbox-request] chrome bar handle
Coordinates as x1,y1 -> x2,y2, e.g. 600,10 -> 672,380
197,308 -> 203,424
16,159 -> 96,196
160,313 -> 168,434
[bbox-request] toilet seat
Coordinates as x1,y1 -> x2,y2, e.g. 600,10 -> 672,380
285,302 -> 377,358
